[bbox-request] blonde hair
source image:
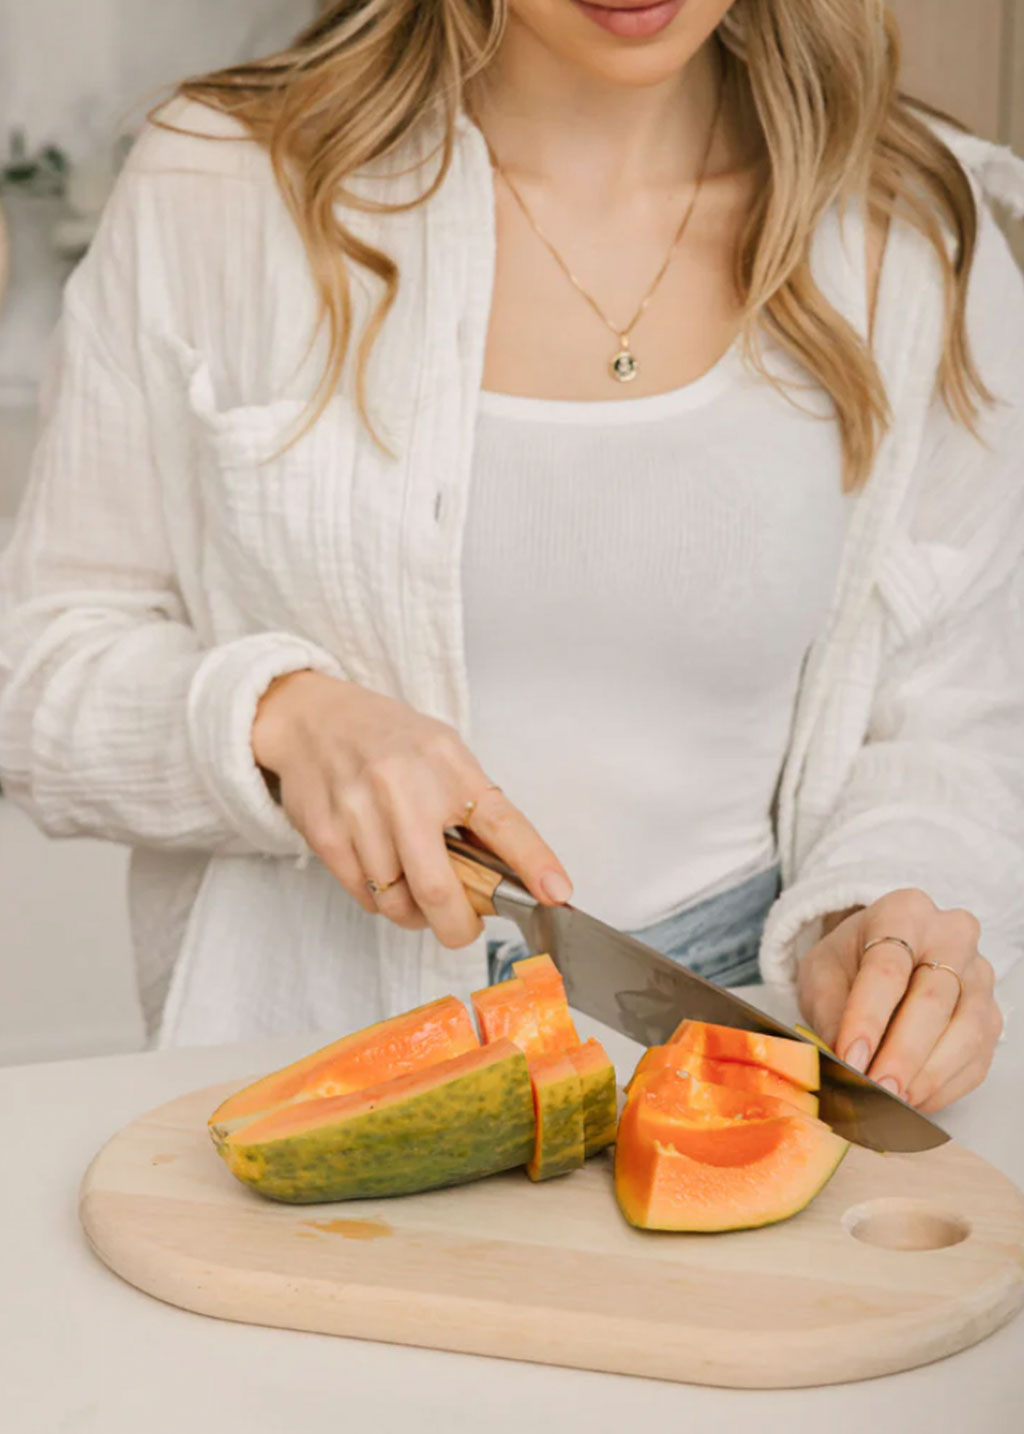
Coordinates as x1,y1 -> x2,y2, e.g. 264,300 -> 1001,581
175,0 -> 988,489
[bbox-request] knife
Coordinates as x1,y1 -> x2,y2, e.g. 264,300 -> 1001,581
446,831 -> 949,1155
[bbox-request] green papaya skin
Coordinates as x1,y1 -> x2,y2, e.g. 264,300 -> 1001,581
218,1045 -> 535,1205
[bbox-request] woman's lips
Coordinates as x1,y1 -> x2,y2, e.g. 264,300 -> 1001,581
573,0 -> 687,40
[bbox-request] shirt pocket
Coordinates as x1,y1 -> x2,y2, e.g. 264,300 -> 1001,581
170,337 -> 363,653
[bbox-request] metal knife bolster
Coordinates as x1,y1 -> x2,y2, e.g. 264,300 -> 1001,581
443,831 -> 949,1154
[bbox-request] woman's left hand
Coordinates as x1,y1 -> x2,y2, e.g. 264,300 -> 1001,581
796,889 -> 1003,1114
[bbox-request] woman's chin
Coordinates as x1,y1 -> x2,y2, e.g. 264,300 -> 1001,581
570,47 -> 703,90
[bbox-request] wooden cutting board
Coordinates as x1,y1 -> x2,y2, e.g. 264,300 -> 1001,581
79,1079 -> 1024,1389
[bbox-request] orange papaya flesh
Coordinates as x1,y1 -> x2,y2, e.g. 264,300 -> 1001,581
526,1053 -> 586,1181
471,953 -> 579,1061
628,1046 -> 819,1118
511,954 -> 580,1055
567,1038 -> 619,1156
627,1067 -> 816,1133
614,1081 -> 849,1232
216,1040 -> 536,1204
209,995 -> 479,1138
473,958 -> 611,1162
472,978 -> 547,1059
668,1019 -> 820,1092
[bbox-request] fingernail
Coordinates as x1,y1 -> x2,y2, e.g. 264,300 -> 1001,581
541,870 -> 573,904
844,1038 -> 870,1073
877,1076 -> 901,1096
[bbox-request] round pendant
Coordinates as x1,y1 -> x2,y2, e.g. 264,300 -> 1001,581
611,347 -> 639,383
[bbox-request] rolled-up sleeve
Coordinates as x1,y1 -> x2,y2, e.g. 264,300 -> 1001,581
0,185 -> 341,854
761,201 -> 1024,987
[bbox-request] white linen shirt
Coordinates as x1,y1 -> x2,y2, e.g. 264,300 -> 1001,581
1,99 -> 1023,1047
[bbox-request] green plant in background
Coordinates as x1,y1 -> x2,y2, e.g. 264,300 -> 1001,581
1,130 -> 69,198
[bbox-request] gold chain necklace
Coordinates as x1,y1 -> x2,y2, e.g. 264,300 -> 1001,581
478,78 -> 725,384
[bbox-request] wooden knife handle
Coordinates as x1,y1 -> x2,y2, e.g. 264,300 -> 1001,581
448,851 -> 503,917
444,829 -> 526,917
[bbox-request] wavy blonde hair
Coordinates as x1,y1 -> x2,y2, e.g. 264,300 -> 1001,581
175,0 -> 988,489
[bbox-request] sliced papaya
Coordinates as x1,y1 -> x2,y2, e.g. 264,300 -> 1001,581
624,1067 -> 815,1132
526,1053 -> 585,1181
567,1038 -> 619,1156
628,1046 -> 819,1118
471,953 -> 579,1061
216,1040 -> 535,1204
512,954 -> 580,1055
668,1018 -> 820,1092
209,995 -> 479,1138
472,978 -> 547,1059
614,1075 -> 849,1232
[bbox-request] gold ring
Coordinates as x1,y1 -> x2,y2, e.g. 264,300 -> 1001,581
915,960 -> 964,1007
862,935 -> 916,963
463,783 -> 502,824
366,875 -> 403,897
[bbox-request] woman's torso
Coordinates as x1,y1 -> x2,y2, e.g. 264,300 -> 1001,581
466,124 -> 849,929
464,361 -> 849,930
61,100 -> 951,1046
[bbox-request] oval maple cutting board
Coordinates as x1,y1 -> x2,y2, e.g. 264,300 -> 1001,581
79,1080 -> 1024,1389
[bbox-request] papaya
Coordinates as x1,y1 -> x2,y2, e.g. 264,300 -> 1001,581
472,978 -> 547,1059
472,956 -> 615,1161
668,1018 -> 820,1092
471,953 -> 579,1061
624,1067 -> 818,1133
614,1072 -> 849,1232
513,954 -> 580,1055
526,1053 -> 586,1181
209,995 -> 479,1138
212,964 -> 618,1204
567,1038 -> 619,1156
627,1046 -> 819,1118
215,1040 -> 535,1204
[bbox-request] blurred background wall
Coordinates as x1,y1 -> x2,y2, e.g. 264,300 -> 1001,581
892,0 -> 1022,144
0,0 -> 316,163
891,0 -> 1024,265
0,1 -> 1022,1066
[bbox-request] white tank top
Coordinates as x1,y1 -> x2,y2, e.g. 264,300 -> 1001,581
461,343 -> 852,930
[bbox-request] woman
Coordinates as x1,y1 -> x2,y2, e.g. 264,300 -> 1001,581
1,1 -> 1021,1111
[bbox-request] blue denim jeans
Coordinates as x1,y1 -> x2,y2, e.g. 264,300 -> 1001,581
486,863 -> 781,990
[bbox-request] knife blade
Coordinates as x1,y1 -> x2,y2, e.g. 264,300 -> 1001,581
446,832 -> 950,1154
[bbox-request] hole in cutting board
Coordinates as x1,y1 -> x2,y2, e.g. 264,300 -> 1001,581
842,1198 -> 970,1252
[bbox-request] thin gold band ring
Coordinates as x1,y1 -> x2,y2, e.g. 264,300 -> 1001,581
862,934 -> 916,963
915,960 -> 965,1007
368,783 -> 504,896
463,783 -> 503,824
366,874 -> 403,897
862,937 -> 964,1006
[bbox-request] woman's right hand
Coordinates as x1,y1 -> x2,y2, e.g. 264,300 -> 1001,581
251,670 -> 573,948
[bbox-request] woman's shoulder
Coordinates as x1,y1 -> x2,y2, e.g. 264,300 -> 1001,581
62,98 -> 304,365
107,94 -> 464,245
884,121 -> 1024,299
927,119 -> 1024,222
860,125 -> 1024,386
86,97 -> 287,262
886,130 -> 1024,569
124,96 -> 270,184
932,125 -> 1024,362
124,94 -> 459,194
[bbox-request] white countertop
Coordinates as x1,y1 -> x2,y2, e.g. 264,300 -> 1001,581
4,975 -> 1024,1434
